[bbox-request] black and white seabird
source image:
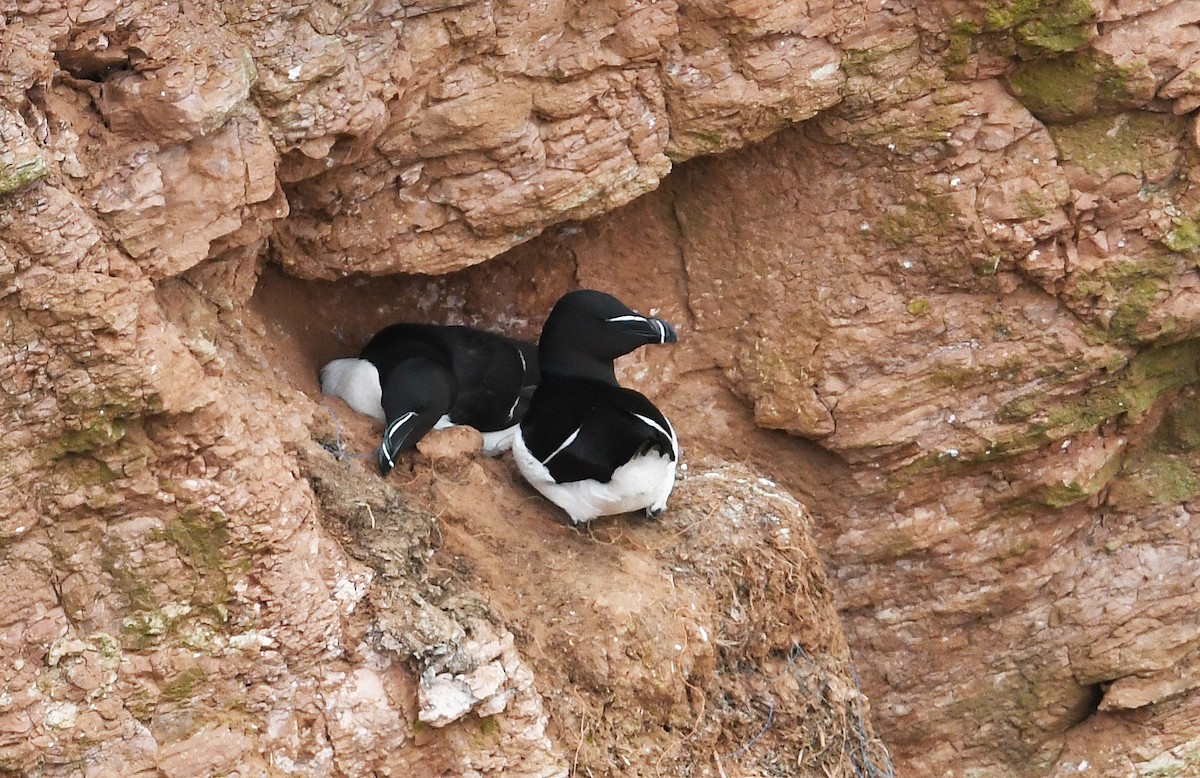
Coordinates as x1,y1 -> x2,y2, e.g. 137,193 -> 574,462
319,324 -> 539,475
512,290 -> 680,525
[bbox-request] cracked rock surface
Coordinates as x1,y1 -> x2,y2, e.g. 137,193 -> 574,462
4,0 -> 1200,776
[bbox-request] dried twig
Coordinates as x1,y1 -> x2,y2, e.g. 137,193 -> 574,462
572,712 -> 589,776
354,501 -> 376,529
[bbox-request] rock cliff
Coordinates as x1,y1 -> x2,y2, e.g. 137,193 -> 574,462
3,0 -> 1200,776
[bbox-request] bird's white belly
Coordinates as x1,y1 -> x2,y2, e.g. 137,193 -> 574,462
479,424 -> 519,456
320,358 -> 384,422
513,432 -> 677,525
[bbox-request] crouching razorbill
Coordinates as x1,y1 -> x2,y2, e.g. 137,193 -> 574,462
320,323 -> 539,475
512,289 -> 680,525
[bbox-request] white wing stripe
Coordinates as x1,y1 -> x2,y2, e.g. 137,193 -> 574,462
540,427 -> 581,466
664,416 -> 679,459
633,412 -> 679,459
381,412 -> 419,469
606,315 -> 646,323
385,412 -> 416,440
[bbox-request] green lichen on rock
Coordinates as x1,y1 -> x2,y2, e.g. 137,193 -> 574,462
112,510 -> 236,650
988,341 -> 1200,458
1106,282 -> 1170,346
49,415 -> 129,459
1048,341 -> 1200,431
942,661 -> 1093,764
160,666 -> 207,703
1066,251 -> 1178,346
1109,393 -> 1200,506
1160,205 -> 1200,260
1120,454 -> 1200,504
0,154 -> 48,196
160,510 -> 230,576
945,0 -> 1095,78
983,0 -> 1096,53
1007,50 -> 1133,123
1053,114 -> 1195,343
1164,214 -> 1200,255
1034,450 -> 1124,508
840,33 -> 921,78
997,396 -> 1039,424
157,510 -> 236,620
100,548 -> 157,615
879,193 -> 958,249
120,604 -> 194,648
945,19 -> 984,72
907,298 -> 930,316
1051,112 -> 1188,181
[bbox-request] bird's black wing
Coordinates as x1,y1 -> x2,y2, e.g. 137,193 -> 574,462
523,379 -> 676,484
360,324 -> 452,381
442,327 -> 539,431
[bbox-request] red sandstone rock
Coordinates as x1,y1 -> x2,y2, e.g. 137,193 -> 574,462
4,1 -> 1200,777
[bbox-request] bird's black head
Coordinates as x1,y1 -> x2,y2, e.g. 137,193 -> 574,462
539,290 -> 678,381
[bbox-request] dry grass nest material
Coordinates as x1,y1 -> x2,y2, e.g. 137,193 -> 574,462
535,465 -> 897,777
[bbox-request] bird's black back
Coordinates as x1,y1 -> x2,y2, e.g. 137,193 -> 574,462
521,376 -> 676,484
359,324 -> 538,432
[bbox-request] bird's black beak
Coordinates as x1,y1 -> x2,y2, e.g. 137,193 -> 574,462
378,412 -> 419,476
649,317 -> 678,345
607,314 -> 679,345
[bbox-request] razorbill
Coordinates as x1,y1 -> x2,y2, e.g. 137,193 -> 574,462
512,290 -> 680,524
320,324 -> 539,475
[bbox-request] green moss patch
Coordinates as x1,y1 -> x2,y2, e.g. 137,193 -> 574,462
1007,50 -> 1133,123
1034,450 -> 1124,508
1051,112 -> 1188,181
1047,340 -> 1200,430
0,154 -> 48,196
1109,393 -> 1200,506
49,415 -> 129,459
986,340 -> 1200,459
160,666 -> 207,703
879,193 -> 959,248
946,20 -> 984,72
945,0 -> 1096,79
1120,453 -> 1200,504
1066,252 -> 1178,346
160,511 -> 230,576
112,510 -> 237,650
479,715 -> 501,735
156,510 -> 236,622
984,0 -> 1096,53
1051,113 -> 1196,343
1164,211 -> 1200,256
906,298 -> 931,316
